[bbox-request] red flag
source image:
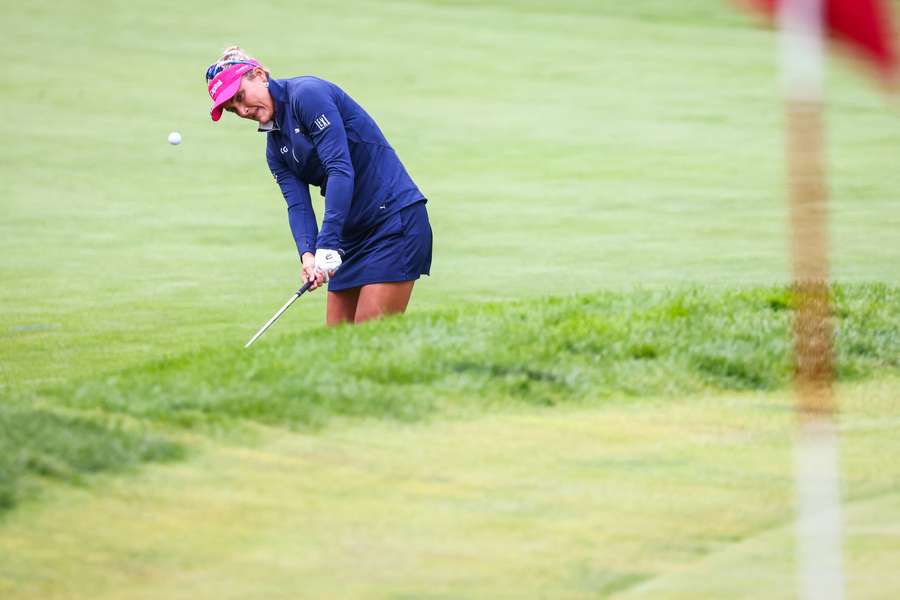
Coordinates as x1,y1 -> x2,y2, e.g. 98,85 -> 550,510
745,0 -> 898,80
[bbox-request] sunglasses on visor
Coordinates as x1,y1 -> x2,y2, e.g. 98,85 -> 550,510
205,60 -> 257,83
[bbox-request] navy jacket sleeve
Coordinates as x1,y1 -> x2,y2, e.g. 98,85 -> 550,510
266,145 -> 318,257
291,81 -> 354,250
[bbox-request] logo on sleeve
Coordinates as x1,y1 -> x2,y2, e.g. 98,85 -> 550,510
313,114 -> 331,132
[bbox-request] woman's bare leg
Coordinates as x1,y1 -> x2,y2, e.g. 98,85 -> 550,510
327,287 -> 360,326
354,281 -> 416,324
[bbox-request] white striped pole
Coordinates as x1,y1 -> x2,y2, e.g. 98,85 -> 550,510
778,1 -> 846,598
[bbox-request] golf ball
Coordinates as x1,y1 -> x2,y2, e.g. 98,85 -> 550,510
168,131 -> 182,145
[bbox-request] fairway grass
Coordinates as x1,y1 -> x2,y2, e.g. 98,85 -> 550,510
2,379 -> 899,599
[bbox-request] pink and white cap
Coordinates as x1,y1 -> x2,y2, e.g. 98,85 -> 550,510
207,61 -> 260,122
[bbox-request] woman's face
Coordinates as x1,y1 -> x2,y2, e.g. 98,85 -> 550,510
224,69 -> 275,123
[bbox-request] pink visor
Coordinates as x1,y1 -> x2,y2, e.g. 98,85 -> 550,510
208,61 -> 259,122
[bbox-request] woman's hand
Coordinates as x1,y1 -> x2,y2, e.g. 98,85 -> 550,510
314,248 -> 343,281
301,252 -> 325,290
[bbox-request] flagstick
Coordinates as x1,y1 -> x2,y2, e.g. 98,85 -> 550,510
779,1 -> 846,599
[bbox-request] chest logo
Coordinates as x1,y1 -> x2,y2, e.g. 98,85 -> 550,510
313,114 -> 331,132
280,146 -> 289,154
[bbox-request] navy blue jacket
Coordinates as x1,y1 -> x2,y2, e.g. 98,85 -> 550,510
263,77 -> 424,256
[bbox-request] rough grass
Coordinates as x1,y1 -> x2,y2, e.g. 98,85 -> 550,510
51,284 -> 899,430
47,283 -> 900,419
3,284 -> 897,513
0,406 -> 183,513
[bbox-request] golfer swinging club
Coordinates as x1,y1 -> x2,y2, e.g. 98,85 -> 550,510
206,46 -> 432,325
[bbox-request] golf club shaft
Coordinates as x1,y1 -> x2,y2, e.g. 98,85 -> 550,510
244,281 -> 313,348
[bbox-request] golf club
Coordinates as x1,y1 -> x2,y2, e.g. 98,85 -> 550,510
244,281 -> 313,348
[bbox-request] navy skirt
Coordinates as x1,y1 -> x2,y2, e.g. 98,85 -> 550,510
328,201 -> 433,292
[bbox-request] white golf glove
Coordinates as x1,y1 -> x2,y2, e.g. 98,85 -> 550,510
314,248 -> 342,281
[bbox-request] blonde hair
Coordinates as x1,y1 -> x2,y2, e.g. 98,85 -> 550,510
208,45 -> 270,80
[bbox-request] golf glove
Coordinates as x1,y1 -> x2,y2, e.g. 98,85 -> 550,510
314,248 -> 342,281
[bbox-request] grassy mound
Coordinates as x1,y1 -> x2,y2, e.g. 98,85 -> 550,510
50,284 -> 900,429
4,284 -> 897,514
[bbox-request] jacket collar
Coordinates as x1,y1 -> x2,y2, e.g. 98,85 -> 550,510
267,78 -> 287,103
258,79 -> 287,133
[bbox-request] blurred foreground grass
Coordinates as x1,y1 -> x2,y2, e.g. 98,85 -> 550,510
0,408 -> 181,511
3,378 -> 899,599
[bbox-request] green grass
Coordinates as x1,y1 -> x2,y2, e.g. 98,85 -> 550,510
45,284 -> 900,431
1,0 -> 899,596
1,283 -> 896,513
2,380 -> 899,599
2,0 -> 899,394
0,407 -> 183,511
